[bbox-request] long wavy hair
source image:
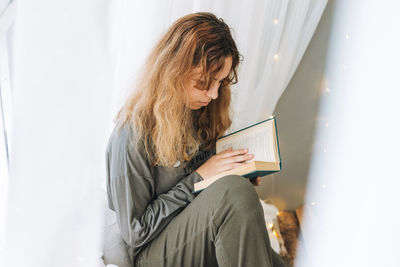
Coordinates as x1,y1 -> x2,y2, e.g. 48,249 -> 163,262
115,12 -> 241,168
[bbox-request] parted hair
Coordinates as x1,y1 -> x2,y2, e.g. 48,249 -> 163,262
115,12 -> 241,168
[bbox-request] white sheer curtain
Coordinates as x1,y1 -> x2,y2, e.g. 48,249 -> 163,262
3,1 -> 120,266
2,1 -> 326,266
295,1 -> 400,266
0,0 -> 14,263
114,0 -> 328,132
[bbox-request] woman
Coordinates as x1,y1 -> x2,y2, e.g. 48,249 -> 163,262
106,12 -> 288,267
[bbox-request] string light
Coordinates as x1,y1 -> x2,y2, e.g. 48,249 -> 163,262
311,201 -> 316,206
326,87 -> 331,92
274,54 -> 279,61
267,223 -> 274,229
322,184 -> 326,189
273,19 -> 279,25
273,229 -> 279,237
345,33 -> 350,39
325,122 -> 329,127
323,148 -> 327,153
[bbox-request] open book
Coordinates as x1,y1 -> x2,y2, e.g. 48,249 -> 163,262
193,116 -> 281,193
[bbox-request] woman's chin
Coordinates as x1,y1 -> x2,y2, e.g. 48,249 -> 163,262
189,103 -> 206,110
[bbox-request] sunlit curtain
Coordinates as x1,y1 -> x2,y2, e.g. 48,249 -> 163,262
295,1 -> 400,266
3,1 -> 119,266
114,0 -> 328,132
2,0 -> 327,266
0,0 -> 14,263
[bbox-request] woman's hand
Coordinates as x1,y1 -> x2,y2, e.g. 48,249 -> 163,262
249,176 -> 261,186
195,147 -> 254,180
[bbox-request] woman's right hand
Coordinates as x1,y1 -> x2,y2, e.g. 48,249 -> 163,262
195,147 -> 254,180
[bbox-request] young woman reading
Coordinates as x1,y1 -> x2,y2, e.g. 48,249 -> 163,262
105,12 -> 288,267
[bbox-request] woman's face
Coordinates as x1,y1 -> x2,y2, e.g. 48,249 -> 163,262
186,56 -> 232,110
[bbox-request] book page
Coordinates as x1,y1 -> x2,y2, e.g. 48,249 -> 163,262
217,121 -> 277,162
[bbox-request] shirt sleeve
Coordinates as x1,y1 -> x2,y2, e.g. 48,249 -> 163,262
105,123 -> 204,255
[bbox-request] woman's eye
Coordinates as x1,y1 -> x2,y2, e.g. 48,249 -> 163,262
195,80 -> 206,89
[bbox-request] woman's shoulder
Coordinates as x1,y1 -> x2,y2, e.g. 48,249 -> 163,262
106,120 -> 153,178
106,121 -> 144,157
108,120 -> 134,144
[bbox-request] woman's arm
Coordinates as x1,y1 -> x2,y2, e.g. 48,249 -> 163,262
107,171 -> 202,253
105,123 -> 203,256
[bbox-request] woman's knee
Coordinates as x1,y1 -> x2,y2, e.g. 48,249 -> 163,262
214,175 -> 254,191
209,175 -> 260,208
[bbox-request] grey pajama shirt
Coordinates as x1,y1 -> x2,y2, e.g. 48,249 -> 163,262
105,122 -> 289,267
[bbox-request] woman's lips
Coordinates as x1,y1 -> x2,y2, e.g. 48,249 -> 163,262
200,101 -> 210,106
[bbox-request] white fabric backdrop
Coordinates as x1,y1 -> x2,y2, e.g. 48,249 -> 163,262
1,1 -> 326,266
114,0 -> 328,131
3,1 -> 119,266
295,1 -> 400,266
0,0 -> 14,263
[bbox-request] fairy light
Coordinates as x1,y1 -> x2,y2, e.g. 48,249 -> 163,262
267,223 -> 274,229
274,54 -> 279,61
322,184 -> 326,189
345,33 -> 350,39
273,229 -> 279,237
323,148 -> 327,153
311,201 -> 316,206
325,122 -> 329,127
326,87 -> 331,92
273,19 -> 279,25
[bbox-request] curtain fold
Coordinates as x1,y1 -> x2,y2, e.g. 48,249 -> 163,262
4,1 -> 119,266
114,0 -> 328,132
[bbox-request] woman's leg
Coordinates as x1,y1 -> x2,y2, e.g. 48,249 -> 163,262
134,175 -> 289,267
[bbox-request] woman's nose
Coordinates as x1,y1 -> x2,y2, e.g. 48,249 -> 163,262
206,82 -> 219,99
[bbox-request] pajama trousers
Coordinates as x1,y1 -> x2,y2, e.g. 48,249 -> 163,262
134,175 -> 289,267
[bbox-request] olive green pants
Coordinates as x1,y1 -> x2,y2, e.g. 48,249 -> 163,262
134,175 -> 289,267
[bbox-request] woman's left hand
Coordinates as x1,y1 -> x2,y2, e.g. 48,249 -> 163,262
250,176 -> 261,186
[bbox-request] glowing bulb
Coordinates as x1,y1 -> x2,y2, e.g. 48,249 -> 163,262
311,201 -> 316,206
276,211 -> 281,216
345,33 -> 350,39
268,223 -> 274,229
322,184 -> 326,189
273,19 -> 279,25
325,123 -> 329,127
326,88 -> 331,92
323,148 -> 327,153
273,229 -> 279,237
274,54 -> 279,61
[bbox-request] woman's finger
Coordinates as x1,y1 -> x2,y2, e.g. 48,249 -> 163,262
218,161 -> 246,172
219,148 -> 249,159
250,177 -> 261,186
224,154 -> 253,163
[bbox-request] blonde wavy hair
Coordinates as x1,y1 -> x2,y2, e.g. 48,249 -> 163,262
115,12 -> 241,168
